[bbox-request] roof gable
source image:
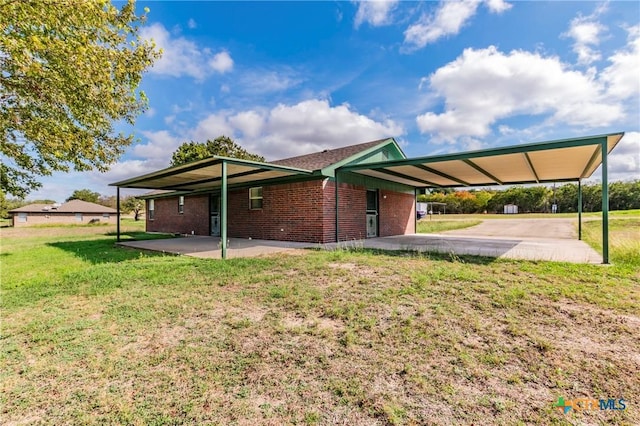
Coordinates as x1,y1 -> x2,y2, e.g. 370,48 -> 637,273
9,200 -> 117,214
271,138 -> 404,176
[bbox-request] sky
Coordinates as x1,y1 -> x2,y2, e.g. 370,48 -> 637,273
29,0 -> 640,202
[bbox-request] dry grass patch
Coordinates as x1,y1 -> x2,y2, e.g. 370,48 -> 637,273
1,226 -> 639,425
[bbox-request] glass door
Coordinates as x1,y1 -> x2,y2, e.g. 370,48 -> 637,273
366,189 -> 378,238
210,194 -> 220,237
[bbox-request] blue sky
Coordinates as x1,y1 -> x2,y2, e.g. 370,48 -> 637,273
32,0 -> 639,201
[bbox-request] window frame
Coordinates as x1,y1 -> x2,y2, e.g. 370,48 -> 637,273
17,212 -> 27,223
249,187 -> 263,210
178,196 -> 184,214
148,199 -> 155,220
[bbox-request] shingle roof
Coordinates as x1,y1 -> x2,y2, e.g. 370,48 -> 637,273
270,139 -> 389,171
8,203 -> 50,213
9,200 -> 117,214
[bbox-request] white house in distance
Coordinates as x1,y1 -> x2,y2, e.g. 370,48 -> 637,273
9,199 -> 117,227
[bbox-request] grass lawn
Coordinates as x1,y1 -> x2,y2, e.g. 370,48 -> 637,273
1,219 -> 639,425
416,219 -> 481,234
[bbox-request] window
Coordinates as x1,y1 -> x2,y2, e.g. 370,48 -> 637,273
178,196 -> 184,214
75,213 -> 83,222
249,187 -> 263,209
366,190 -> 378,213
103,213 -> 110,219
18,213 -> 27,223
148,199 -> 155,220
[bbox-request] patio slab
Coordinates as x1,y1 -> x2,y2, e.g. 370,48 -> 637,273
119,232 -> 602,263
118,236 -> 315,259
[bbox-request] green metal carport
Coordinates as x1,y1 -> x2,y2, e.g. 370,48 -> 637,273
112,132 -> 624,263
337,132 -> 625,264
111,156 -> 315,259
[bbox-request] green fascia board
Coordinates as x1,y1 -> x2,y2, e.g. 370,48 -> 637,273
338,133 -> 622,173
166,174 -> 325,195
137,190 -> 191,200
333,171 -> 415,194
320,138 -> 406,177
110,155 -> 313,188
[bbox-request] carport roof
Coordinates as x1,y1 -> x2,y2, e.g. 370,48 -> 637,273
338,133 -> 625,188
110,156 -> 315,191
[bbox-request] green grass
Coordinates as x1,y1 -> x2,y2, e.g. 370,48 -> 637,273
1,224 -> 639,425
417,219 -> 481,233
581,218 -> 640,267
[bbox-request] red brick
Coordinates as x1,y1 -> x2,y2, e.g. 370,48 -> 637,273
146,179 -> 415,243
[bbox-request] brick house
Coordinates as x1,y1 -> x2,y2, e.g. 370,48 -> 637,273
124,138 -> 416,243
9,199 -> 117,227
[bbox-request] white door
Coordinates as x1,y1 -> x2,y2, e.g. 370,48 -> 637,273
366,214 -> 378,238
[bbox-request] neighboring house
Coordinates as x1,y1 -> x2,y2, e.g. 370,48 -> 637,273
9,200 -> 117,227
137,138 -> 416,243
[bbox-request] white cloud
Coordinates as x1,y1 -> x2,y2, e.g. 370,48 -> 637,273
238,69 -> 302,94
485,0 -> 512,13
209,51 -> 234,74
256,99 -> 404,159
600,25 -> 640,99
607,131 -> 640,181
564,10 -> 608,65
353,0 -> 399,28
589,132 -> 640,182
144,107 -> 156,118
133,130 -> 182,162
228,111 -> 265,139
127,100 -> 403,166
141,23 -> 233,80
187,18 -> 197,29
190,114 -> 236,143
403,0 -> 510,49
415,46 -> 624,141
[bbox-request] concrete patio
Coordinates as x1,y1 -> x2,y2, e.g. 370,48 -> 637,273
118,232 -> 602,263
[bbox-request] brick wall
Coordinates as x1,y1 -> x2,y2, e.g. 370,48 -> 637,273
321,180 -> 337,243
335,182 -> 367,241
11,213 -> 116,227
379,189 -> 415,236
146,195 -> 209,235
144,179 -> 415,242
228,180 -> 326,243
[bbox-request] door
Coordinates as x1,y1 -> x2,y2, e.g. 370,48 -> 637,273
210,194 -> 220,237
366,189 -> 378,238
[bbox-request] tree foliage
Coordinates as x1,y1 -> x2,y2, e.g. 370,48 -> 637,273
170,136 -> 265,166
0,0 -> 160,198
122,196 -> 143,220
419,181 -> 640,214
66,189 -> 100,203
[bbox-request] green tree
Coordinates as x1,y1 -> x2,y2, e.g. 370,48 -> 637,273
67,189 -> 100,203
122,196 -> 143,220
0,190 -> 6,218
0,0 -> 160,198
170,136 -> 265,166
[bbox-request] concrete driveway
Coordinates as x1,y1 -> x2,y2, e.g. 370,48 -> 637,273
118,218 -> 602,263
443,218 -> 577,239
